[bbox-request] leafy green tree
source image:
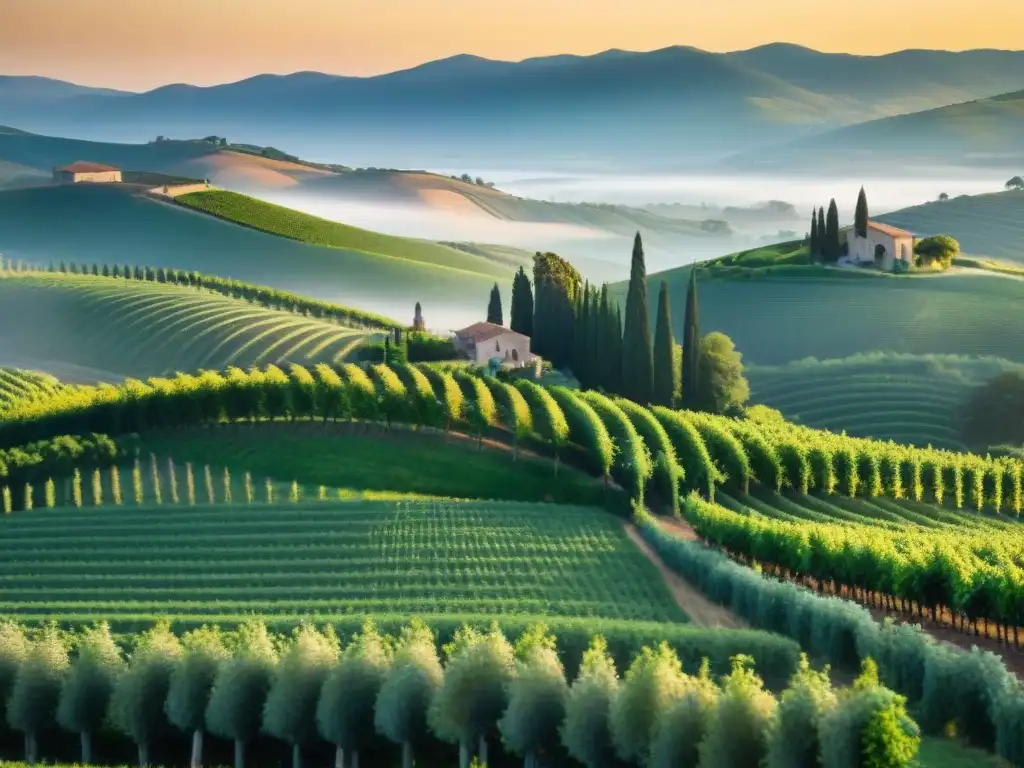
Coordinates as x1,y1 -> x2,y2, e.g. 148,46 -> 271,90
58,622 -> 124,764
696,332 -> 750,414
609,642 -> 688,765
560,636 -> 619,768
855,187 -> 869,238
429,623 -> 515,768
7,624 -> 69,764
649,660 -> 719,768
166,626 -> 230,768
765,655 -> 838,768
914,235 -> 960,268
375,619 -> 442,768
1006,176 -> 1024,191
698,655 -> 777,768
622,232 -> 654,404
109,622 -> 181,767
499,625 -> 568,768
317,618 -> 391,768
265,624 -> 340,768
487,283 -> 504,326
653,281 -> 676,407
206,620 -> 278,768
680,268 -> 702,409
510,267 -> 534,337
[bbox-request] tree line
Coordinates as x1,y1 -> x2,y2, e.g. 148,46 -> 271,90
0,260 -> 402,331
0,616 -> 919,768
496,237 -> 748,415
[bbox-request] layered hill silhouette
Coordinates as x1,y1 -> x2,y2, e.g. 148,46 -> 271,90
6,45 -> 1024,169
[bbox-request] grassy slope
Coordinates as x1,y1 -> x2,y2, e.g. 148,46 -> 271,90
747,354 -> 1024,451
174,188 -> 517,277
877,190 -> 1024,264
625,263 -> 1024,365
0,368 -> 66,410
0,184 -> 501,328
0,274 -> 373,381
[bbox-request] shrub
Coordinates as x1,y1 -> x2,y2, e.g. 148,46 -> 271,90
58,622 -> 123,765
560,636 -> 619,768
165,626 -> 229,768
698,655 -> 776,768
7,625 -> 69,763
649,660 -> 719,768
765,655 -> 837,768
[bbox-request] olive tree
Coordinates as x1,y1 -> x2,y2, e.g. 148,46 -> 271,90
205,620 -> 279,768
765,655 -> 837,768
58,622 -> 124,765
109,622 -> 182,767
560,636 -> 619,768
499,625 -> 568,768
429,623 -> 515,768
166,626 -> 230,768
375,619 -> 441,768
649,659 -> 719,768
7,624 -> 70,764
316,618 -> 391,768
609,642 -> 688,765
698,655 -> 777,768
264,624 -> 340,768
0,619 -> 29,736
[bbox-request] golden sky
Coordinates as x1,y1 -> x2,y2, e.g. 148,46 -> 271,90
4,0 -> 1023,90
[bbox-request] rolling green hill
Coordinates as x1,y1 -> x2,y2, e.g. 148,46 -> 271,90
624,263 -> 1024,365
173,188 -> 521,277
877,190 -> 1024,264
0,368 -> 67,410
0,184 -> 503,328
746,354 -> 1024,451
0,273 -> 375,380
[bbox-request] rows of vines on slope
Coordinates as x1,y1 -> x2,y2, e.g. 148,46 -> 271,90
0,616 -> 903,768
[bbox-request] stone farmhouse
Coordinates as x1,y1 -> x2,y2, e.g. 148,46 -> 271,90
453,322 -> 536,370
844,220 -> 916,272
53,162 -> 122,184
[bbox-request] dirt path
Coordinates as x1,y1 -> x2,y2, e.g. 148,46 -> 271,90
623,521 -> 744,629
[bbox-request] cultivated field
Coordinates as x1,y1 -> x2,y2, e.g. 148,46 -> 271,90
747,354 -> 1024,450
0,184 -> 503,327
0,368 -> 66,410
634,263 -> 1024,364
878,190 -> 1024,264
0,274 -> 373,379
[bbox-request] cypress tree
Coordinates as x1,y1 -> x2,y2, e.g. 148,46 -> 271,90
809,211 -> 819,260
653,282 -> 675,407
486,284 -> 503,326
586,285 -> 601,390
621,232 -> 654,404
681,268 -> 701,409
574,284 -> 591,387
510,267 -> 534,337
855,186 -> 869,238
826,199 -> 840,261
817,207 -> 826,259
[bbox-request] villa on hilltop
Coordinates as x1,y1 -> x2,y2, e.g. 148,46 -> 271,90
453,321 -> 537,371
53,162 -> 122,184
843,220 -> 916,272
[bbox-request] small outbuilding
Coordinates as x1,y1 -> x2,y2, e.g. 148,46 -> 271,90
453,322 -> 535,369
845,220 -> 915,272
53,162 -> 122,184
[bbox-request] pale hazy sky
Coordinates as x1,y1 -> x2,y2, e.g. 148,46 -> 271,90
4,0 -> 1023,90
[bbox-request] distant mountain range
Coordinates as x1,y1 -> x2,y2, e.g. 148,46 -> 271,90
5,45 -> 1024,170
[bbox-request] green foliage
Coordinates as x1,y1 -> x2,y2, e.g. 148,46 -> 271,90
498,626 -> 568,762
6,624 -> 69,744
108,622 -> 181,754
165,625 -> 229,735
57,622 -> 123,741
681,268 -> 701,409
532,251 -> 581,369
855,187 -> 869,239
205,620 -> 278,748
622,233 -> 654,404
653,281 -> 676,407
698,655 -> 777,768
915,235 -> 961,268
649,659 -> 718,768
487,283 -> 503,325
697,332 -> 750,414
580,390 -> 652,502
765,655 -> 838,768
560,636 -> 619,768
549,387 -> 615,480
264,624 -> 339,748
510,266 -> 534,337
374,619 -> 441,754
515,380 -> 570,453
651,407 -> 718,498
613,397 -> 681,514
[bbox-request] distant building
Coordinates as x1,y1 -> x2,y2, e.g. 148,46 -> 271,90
845,220 -> 915,272
53,162 -> 122,184
453,322 -> 535,369
412,302 -> 425,332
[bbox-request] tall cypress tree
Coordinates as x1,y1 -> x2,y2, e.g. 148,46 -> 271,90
809,210 -> 819,260
652,281 -> 675,407
598,285 -> 620,394
487,283 -> 503,325
621,233 -> 654,404
817,207 -> 826,259
510,267 -> 534,337
574,283 -> 591,387
532,252 -> 581,369
681,268 -> 701,409
826,199 -> 840,261
854,187 -> 869,239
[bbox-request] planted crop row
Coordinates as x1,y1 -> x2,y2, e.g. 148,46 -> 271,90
0,614 -> 917,768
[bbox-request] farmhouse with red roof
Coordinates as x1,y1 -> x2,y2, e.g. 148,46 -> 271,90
453,321 -> 536,369
52,162 -> 122,184
845,219 -> 916,272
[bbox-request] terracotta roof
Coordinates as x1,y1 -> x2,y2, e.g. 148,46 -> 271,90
867,220 -> 914,238
454,321 -> 520,343
55,161 -> 120,174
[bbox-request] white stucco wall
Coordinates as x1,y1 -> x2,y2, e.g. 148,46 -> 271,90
461,331 -> 533,366
848,229 -> 914,271
71,171 -> 121,183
